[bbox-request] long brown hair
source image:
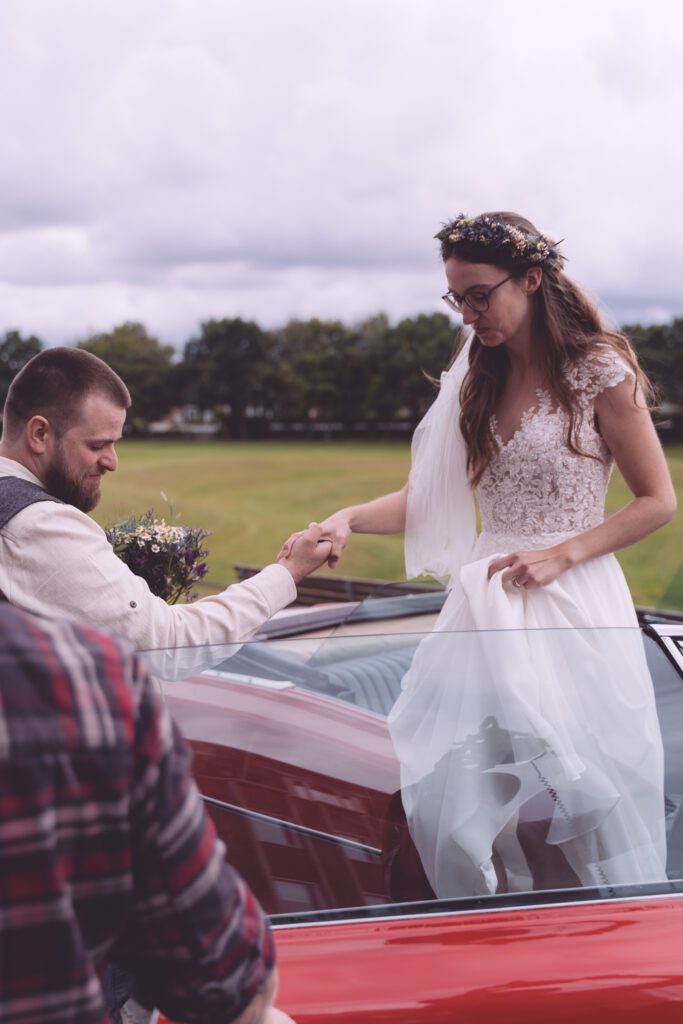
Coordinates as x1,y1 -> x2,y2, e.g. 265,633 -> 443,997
441,212 -> 652,486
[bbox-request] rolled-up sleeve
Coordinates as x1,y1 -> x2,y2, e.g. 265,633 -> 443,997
1,503 -> 297,650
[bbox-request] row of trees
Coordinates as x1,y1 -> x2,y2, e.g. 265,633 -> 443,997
0,315 -> 460,437
0,315 -> 681,439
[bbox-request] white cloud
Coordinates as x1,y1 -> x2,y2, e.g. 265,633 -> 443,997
0,0 -> 682,345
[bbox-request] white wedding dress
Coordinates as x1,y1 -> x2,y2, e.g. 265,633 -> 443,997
388,344 -> 667,897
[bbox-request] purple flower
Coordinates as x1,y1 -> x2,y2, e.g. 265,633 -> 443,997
106,510 -> 212,604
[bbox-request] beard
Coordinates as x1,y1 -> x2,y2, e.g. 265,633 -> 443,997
43,448 -> 104,513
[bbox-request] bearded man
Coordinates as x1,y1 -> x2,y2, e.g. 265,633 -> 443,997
0,346 -> 329,649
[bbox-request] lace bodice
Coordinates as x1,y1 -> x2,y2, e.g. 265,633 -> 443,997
476,349 -> 634,543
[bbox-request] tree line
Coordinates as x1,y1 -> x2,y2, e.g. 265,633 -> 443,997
0,315 -> 681,439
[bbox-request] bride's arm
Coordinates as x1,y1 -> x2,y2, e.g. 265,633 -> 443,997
490,378 -> 676,588
318,485 -> 409,567
279,484 -> 408,568
567,377 -> 676,565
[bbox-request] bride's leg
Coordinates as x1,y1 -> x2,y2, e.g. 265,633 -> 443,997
516,791 -> 582,891
491,843 -> 509,893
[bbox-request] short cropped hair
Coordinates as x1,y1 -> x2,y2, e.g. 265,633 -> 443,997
2,347 -> 131,441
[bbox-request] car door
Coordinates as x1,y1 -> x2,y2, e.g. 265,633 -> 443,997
274,892 -> 683,1023
153,619 -> 683,1022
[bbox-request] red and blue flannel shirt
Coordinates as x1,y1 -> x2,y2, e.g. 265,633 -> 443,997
0,604 -> 274,1023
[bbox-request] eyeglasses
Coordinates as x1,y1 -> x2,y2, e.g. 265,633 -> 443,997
442,274 -> 513,314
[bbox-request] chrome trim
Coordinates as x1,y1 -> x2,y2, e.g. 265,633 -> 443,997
650,623 -> 683,640
657,634 -> 683,675
663,636 -> 683,670
201,795 -> 382,856
201,669 -> 294,690
271,886 -> 683,931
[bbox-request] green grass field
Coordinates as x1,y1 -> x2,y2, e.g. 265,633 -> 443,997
93,441 -> 683,611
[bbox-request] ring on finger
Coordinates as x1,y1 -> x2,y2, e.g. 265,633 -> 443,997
512,577 -> 524,589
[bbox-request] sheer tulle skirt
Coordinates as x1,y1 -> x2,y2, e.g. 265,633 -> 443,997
388,531 -> 667,898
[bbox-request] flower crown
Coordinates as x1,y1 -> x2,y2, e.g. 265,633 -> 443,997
435,214 -> 563,268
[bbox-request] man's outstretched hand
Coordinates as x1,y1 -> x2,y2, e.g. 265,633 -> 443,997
277,523 -> 332,584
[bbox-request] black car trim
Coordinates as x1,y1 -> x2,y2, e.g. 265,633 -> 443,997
271,879 -> 683,929
201,795 -> 382,856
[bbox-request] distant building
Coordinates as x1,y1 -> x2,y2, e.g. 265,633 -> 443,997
147,405 -> 219,438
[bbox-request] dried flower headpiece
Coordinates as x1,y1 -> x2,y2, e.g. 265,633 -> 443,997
435,214 -> 563,268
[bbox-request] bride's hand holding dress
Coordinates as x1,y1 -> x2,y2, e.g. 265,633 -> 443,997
488,544 -> 576,589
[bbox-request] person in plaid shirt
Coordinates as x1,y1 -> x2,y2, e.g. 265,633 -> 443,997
0,601 -> 292,1024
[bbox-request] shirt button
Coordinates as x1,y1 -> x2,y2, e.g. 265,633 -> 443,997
129,600 -> 137,608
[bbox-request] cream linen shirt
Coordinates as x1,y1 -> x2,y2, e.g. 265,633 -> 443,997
0,457 -> 297,651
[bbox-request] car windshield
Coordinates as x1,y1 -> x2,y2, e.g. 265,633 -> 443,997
140,620 -> 683,922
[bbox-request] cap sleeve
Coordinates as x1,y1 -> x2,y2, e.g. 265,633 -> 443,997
564,347 -> 636,409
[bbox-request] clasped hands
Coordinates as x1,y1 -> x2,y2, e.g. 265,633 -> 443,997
277,511 -> 350,579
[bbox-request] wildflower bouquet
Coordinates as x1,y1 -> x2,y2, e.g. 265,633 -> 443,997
106,510 -> 211,604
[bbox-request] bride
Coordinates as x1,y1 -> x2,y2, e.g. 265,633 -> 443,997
281,211 -> 677,897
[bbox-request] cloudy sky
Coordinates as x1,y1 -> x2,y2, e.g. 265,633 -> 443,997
0,0 -> 681,348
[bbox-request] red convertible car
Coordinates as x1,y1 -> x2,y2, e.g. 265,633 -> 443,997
150,592 -> 683,1023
